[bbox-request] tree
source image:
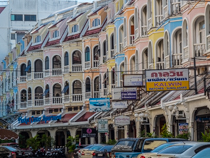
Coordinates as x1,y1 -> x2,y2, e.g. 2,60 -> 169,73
202,131 -> 210,142
66,135 -> 79,156
40,134 -> 54,149
160,124 -> 174,138
106,139 -> 116,145
26,135 -> 40,151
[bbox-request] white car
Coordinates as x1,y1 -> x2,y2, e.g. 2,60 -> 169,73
149,142 -> 210,158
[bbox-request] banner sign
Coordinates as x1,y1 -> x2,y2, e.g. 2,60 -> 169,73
123,74 -> 143,87
112,88 -> 137,100
98,119 -> 108,133
18,115 -> 62,124
114,116 -> 130,126
89,98 -> 110,112
121,91 -> 137,100
178,123 -> 188,134
145,69 -> 189,91
112,101 -> 128,108
82,128 -> 96,137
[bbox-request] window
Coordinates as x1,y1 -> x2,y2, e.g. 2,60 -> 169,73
37,111 -> 40,115
73,80 -> 82,94
72,25 -> 78,33
45,57 -> 49,70
49,110 -> 53,113
35,87 -> 43,99
92,18 -> 100,27
54,109 -> 58,112
159,145 -> 192,154
86,78 -> 91,92
113,140 -> 135,151
11,14 -> 23,21
32,111 -> 35,115
68,107 -> 72,111
79,106 -> 82,110
72,51 -> 81,64
64,52 -> 69,66
24,15 -> 36,21
143,140 -> 167,152
53,30 -> 59,38
74,107 -> 78,111
151,143 -> 176,153
35,35 -> 41,43
85,47 -> 90,62
11,33 -> 15,40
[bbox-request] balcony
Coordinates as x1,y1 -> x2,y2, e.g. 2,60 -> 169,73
35,99 -> 44,106
72,94 -> 82,102
148,18 -> 152,29
130,35 -> 135,45
45,70 -> 50,77
94,91 -> 100,98
165,55 -> 170,69
45,98 -> 50,105
19,76 -> 26,83
52,97 -> 62,105
141,26 -> 147,36
85,92 -> 91,100
64,95 -> 70,103
52,68 -> 62,76
34,72 -> 43,79
93,60 -> 99,67
119,43 -> 123,52
85,61 -> 91,69
194,43 -> 206,57
155,15 -> 163,26
27,73 -> 31,80
172,2 -> 181,15
183,46 -> 189,59
20,102 -> 27,108
111,49 -> 115,58
163,5 -> 168,18
27,100 -> 32,107
64,65 -> 69,73
104,88 -> 108,96
172,53 -> 182,67
72,65 -> 82,72
156,62 -> 164,69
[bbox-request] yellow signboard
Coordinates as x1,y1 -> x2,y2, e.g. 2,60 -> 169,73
146,69 -> 189,91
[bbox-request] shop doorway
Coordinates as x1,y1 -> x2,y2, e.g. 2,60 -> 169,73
154,115 -> 166,137
19,131 -> 30,148
56,131 -> 65,147
128,120 -> 136,138
109,124 -> 115,140
118,126 -> 124,139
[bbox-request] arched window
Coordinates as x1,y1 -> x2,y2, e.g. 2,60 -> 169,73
21,64 -> 26,76
28,88 -> 31,100
72,51 -> 81,64
45,56 -> 49,70
35,87 -> 43,99
27,61 -> 31,73
72,25 -> 78,33
63,81 -> 69,95
45,84 -> 50,98
64,52 -> 69,66
73,80 -> 82,94
92,18 -> 100,27
104,73 -> 107,88
93,46 -> 99,60
130,56 -> 135,74
111,68 -> 115,84
53,30 -> 59,38
34,59 -> 43,72
85,47 -> 90,62
94,77 -> 99,91
86,78 -> 91,92
110,34 -> 114,50
53,84 -> 61,97
21,90 -> 27,102
129,16 -> 134,44
35,35 -> 41,43
52,55 -> 61,68
103,40 -> 107,56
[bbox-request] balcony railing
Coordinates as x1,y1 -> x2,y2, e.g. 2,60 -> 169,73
27,73 -> 31,80
94,91 -> 100,98
20,102 -> 27,108
45,98 -> 50,105
52,68 -> 62,76
172,53 -> 182,67
85,61 -> 91,69
85,92 -> 91,100
45,70 -> 50,77
119,43 -> 123,52
194,43 -> 206,57
72,94 -> 82,102
111,49 -> 115,58
64,65 -> 69,73
52,97 -> 62,104
130,35 -> 135,45
165,55 -> 170,69
148,18 -> 152,29
172,2 -> 181,15
155,15 -> 163,26
35,99 -> 44,106
27,100 -> 32,107
93,60 -> 99,67
156,62 -> 164,69
104,88 -> 108,96
34,72 -> 43,79
64,95 -> 70,103
183,46 -> 189,59
163,5 -> 168,18
72,65 -> 82,72
20,76 -> 26,83
141,26 -> 147,36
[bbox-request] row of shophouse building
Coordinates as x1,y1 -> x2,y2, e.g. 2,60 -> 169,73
1,0 -> 210,146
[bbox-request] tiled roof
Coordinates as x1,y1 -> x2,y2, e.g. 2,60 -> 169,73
76,112 -> 95,122
56,113 -> 77,123
31,25 -> 45,34
88,6 -> 103,17
64,33 -> 80,41
0,7 -> 5,14
68,12 -> 84,23
28,32 -> 49,51
45,39 -> 60,47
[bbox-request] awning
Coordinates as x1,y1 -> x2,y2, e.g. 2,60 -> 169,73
42,89 -> 49,96
62,85 -> 69,93
25,64 -> 31,72
0,129 -> 18,140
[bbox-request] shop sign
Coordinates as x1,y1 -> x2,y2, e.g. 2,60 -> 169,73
98,119 -> 108,133
112,88 -> 137,100
123,74 -> 143,87
114,116 -> 130,126
145,69 -> 189,91
82,128 -> 96,137
121,90 -> 137,100
112,101 -> 128,109
178,123 -> 189,134
18,115 -> 62,124
89,98 -> 110,112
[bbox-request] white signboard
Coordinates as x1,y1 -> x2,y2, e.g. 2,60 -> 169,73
112,101 -> 128,109
112,88 -> 137,100
123,74 -> 143,87
98,119 -> 108,133
114,116 -> 130,126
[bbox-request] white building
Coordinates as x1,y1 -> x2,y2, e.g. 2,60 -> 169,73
0,0 -> 77,62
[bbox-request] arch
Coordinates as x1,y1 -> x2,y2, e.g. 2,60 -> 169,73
20,89 -> 27,102
154,114 -> 166,137
182,18 -> 189,47
27,60 -> 31,73
53,83 -> 62,97
73,80 -> 82,94
119,24 -> 124,50
130,54 -> 135,74
64,52 -> 69,66
120,61 -> 125,82
28,87 -> 32,100
129,15 -> 135,44
94,76 -> 99,91
142,47 -> 148,69
103,40 -> 107,57
155,38 -> 164,69
45,84 -> 50,98
34,59 -> 43,72
111,68 -> 115,84
141,4 -> 147,36
148,41 -> 153,65
85,47 -> 90,63
103,72 -> 107,88
45,56 -> 49,70
35,86 -> 43,99
52,55 -> 61,68
20,63 -> 26,76
72,50 -> 82,64
85,77 -> 91,92
93,45 -> 99,61
164,31 -> 170,57
64,81 -> 69,95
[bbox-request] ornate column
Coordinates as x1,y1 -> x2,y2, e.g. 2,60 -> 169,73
124,125 -> 128,138
114,126 -> 118,141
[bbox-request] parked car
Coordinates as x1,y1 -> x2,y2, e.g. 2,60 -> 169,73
150,142 -> 210,158
74,145 -> 89,158
137,142 -> 189,158
111,138 -> 187,158
0,146 -> 23,158
192,147 -> 210,158
77,144 -> 98,158
92,145 -> 113,158
81,145 -> 105,158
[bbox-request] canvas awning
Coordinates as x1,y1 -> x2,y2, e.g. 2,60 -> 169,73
0,129 -> 18,140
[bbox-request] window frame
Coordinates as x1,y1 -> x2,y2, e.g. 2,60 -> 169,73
53,30 -> 59,38
92,18 -> 101,28
11,14 -> 23,21
35,35 -> 41,43
72,24 -> 79,33
24,15 -> 36,21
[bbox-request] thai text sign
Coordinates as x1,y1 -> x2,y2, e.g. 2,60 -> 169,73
114,116 -> 130,126
112,101 -> 128,108
146,69 -> 189,91
112,88 -> 137,100
123,74 -> 143,87
98,119 -> 108,133
121,90 -> 137,100
89,98 -> 110,112
18,115 -> 62,124
82,128 -> 96,137
179,123 -> 189,134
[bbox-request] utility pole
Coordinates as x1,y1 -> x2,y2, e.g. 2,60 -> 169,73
194,57 -> 198,94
